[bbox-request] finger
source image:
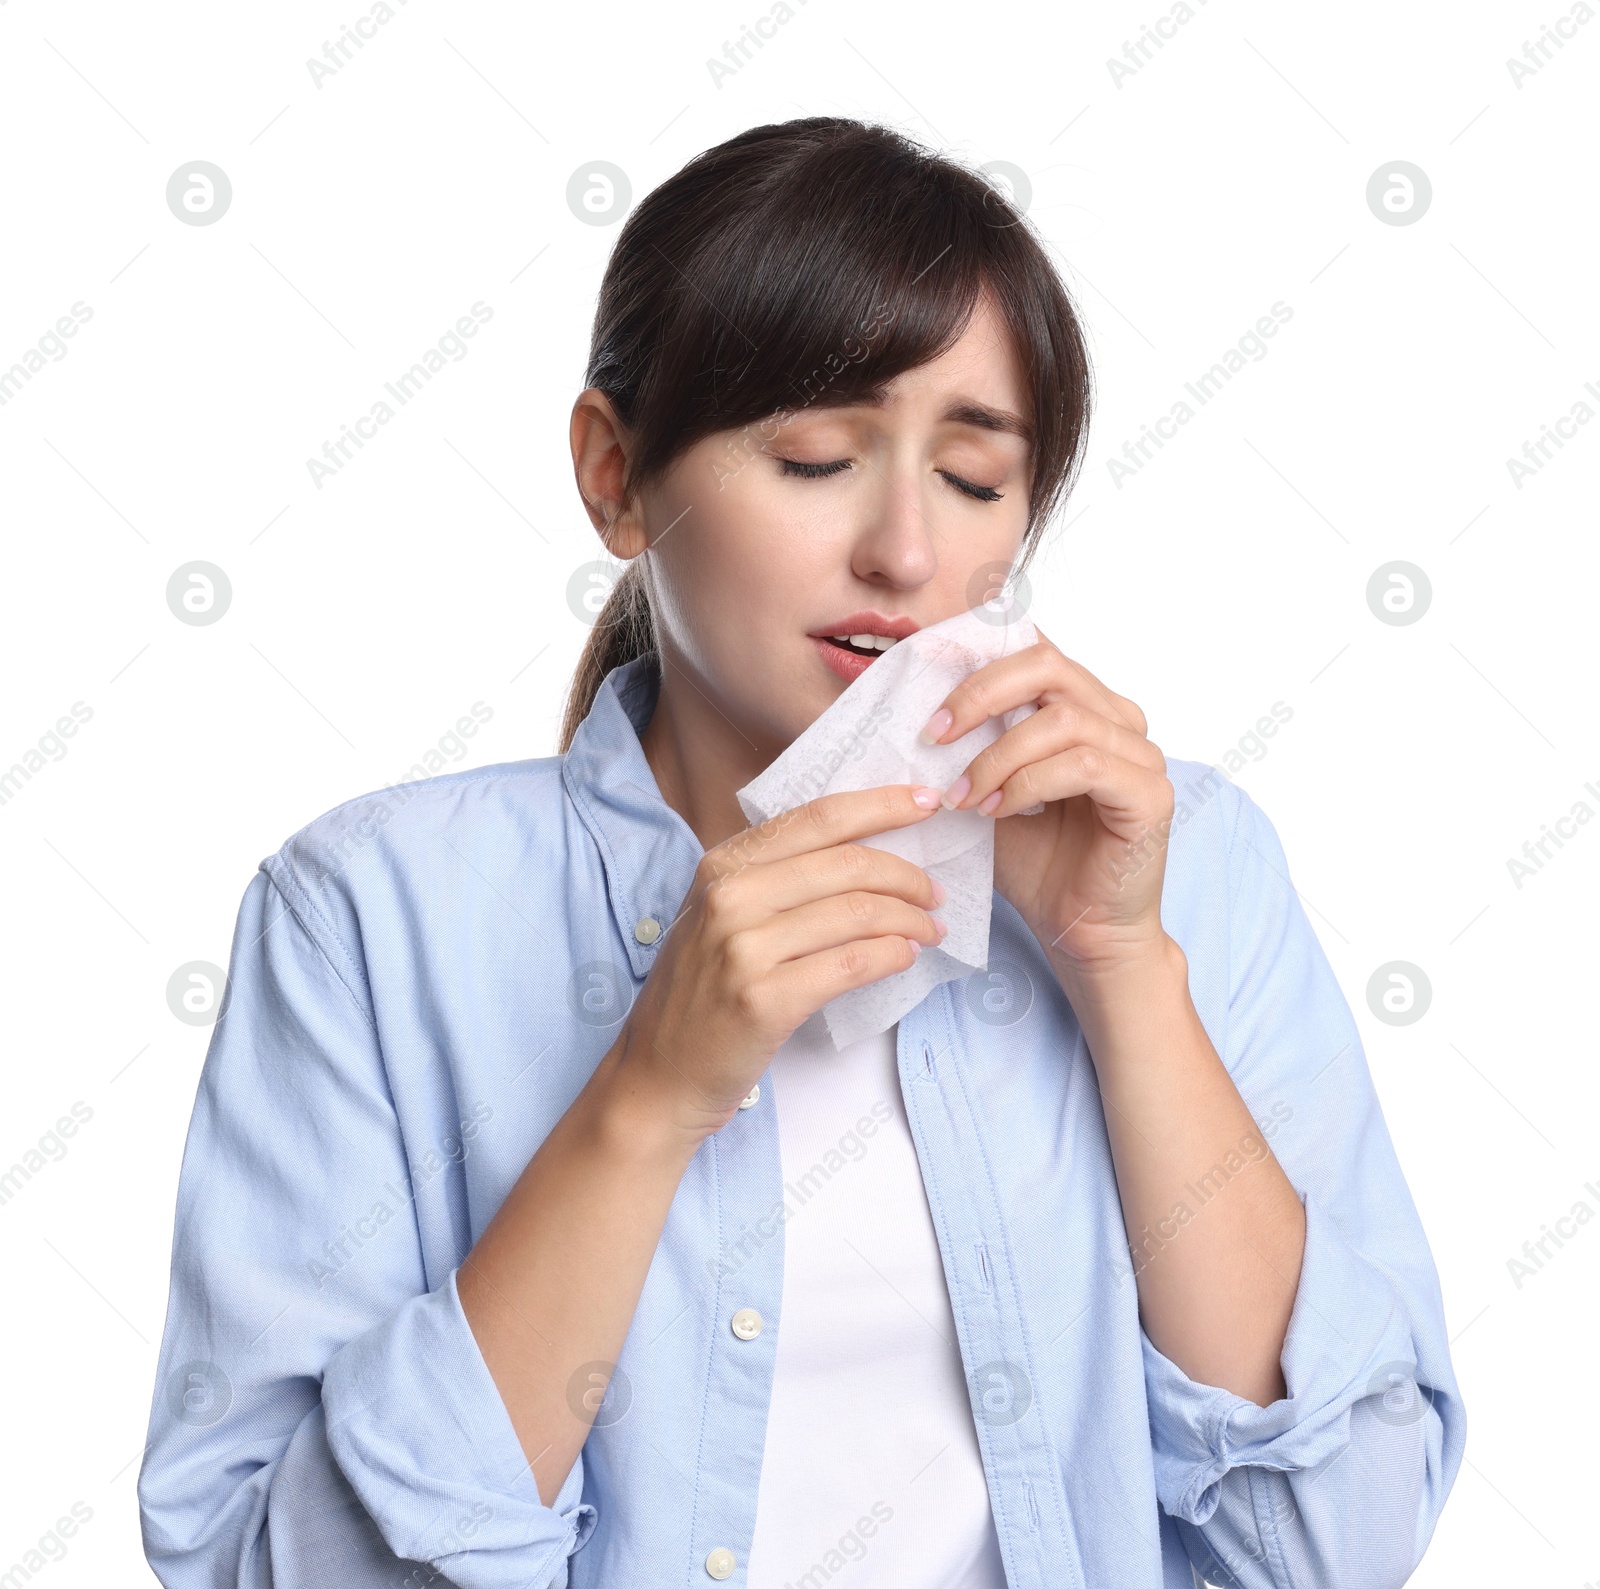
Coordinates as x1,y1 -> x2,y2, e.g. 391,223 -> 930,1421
694,842 -> 943,938
915,640 -> 1090,747
755,843 -> 944,917
708,784 -> 941,876
746,891 -> 946,966
949,699 -> 1164,813
1032,626 -> 1148,736
921,635 -> 1145,745
765,933 -> 927,1025
971,744 -> 1172,832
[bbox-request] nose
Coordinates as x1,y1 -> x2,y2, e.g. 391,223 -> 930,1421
848,462 -> 940,589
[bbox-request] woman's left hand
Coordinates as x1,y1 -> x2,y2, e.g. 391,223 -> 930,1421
922,627 -> 1176,978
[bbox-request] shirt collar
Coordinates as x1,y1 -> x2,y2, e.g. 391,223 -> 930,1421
561,653 -> 706,979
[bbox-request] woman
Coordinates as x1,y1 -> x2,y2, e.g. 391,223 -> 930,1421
139,117 -> 1463,1589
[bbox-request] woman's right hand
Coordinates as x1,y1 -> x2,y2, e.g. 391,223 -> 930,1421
610,784 -> 949,1144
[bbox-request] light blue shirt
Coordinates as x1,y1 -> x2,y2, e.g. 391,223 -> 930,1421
138,654 -> 1464,1589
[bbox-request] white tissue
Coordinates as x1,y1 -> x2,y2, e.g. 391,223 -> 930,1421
735,602 -> 1043,1050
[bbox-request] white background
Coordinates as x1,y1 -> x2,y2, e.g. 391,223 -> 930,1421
1,0 -> 1595,1583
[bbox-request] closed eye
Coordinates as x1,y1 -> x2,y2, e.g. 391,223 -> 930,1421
779,458 -> 850,480
777,457 -> 1004,502
943,472 -> 1004,503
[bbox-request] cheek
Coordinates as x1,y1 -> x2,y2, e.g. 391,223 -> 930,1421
645,482 -> 795,665
670,468 -> 839,602
952,516 -> 1030,604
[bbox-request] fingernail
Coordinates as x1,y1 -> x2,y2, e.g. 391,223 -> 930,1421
933,915 -> 949,938
918,708 -> 953,745
911,785 -> 942,810
908,939 -> 922,957
978,790 -> 1003,815
941,775 -> 970,810
930,878 -> 947,904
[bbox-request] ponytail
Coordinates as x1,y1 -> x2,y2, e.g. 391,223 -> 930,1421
558,560 -> 657,753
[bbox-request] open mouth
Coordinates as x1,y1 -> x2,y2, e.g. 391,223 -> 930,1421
820,633 -> 903,659
808,614 -> 919,683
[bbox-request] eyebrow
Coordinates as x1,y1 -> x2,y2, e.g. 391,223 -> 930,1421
940,399 -> 1032,442
794,386 -> 1033,443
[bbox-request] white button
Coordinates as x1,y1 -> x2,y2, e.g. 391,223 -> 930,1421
738,1083 -> 760,1109
731,1308 -> 763,1340
705,1546 -> 736,1579
634,916 -> 662,945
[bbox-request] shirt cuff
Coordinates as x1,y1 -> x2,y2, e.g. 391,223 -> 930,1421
322,1265 -> 598,1588
1142,1190 -> 1422,1525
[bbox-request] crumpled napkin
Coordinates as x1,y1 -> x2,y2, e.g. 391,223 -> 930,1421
735,602 -> 1042,1049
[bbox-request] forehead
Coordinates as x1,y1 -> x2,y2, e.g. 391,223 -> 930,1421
785,293 -> 1030,438
885,289 -> 1022,398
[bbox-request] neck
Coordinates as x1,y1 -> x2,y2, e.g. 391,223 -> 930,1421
638,652 -> 784,852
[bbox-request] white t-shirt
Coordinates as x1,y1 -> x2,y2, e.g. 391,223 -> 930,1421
744,1013 -> 1009,1589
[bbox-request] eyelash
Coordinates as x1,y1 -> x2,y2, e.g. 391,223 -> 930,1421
778,457 -> 1003,503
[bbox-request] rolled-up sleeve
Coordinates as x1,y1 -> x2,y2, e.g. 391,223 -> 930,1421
1142,783 -> 1465,1589
138,865 -> 597,1588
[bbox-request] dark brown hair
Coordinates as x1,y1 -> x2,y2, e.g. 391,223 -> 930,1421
559,116 -> 1093,752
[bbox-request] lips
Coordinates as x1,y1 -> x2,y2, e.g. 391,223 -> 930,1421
807,611 -> 921,685
809,612 -> 923,644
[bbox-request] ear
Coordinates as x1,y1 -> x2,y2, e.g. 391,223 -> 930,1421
570,388 -> 648,560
